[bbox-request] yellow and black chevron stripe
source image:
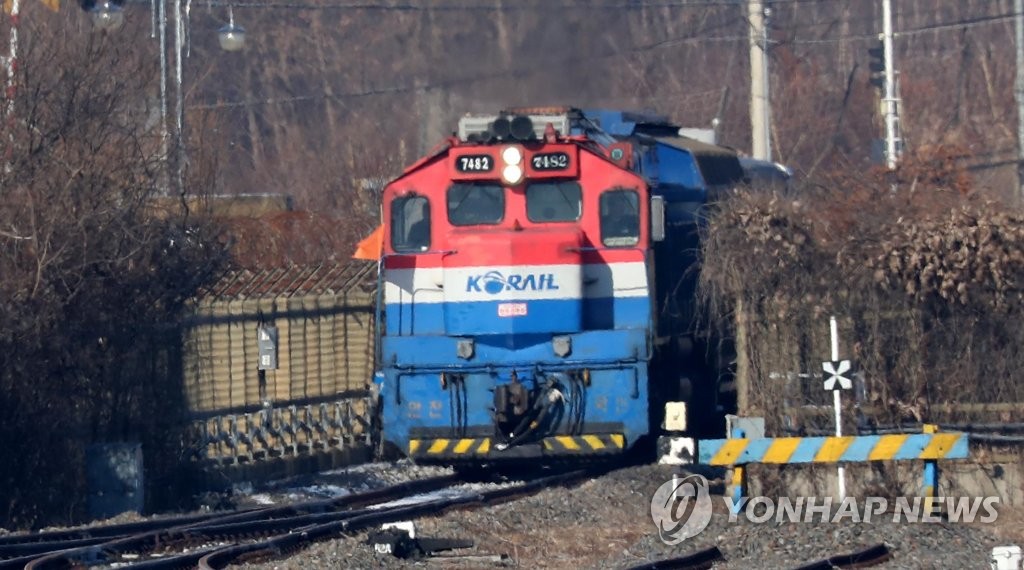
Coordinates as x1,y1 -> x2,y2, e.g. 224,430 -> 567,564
409,438 -> 492,457
408,434 -> 625,457
542,434 -> 625,453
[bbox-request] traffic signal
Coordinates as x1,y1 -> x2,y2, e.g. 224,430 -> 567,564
868,41 -> 886,90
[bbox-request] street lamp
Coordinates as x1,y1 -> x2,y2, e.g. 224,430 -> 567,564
218,7 -> 246,52
90,0 -> 124,31
82,0 -> 247,194
218,25 -> 245,52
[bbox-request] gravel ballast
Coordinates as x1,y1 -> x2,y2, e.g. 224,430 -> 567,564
239,463 -> 1012,569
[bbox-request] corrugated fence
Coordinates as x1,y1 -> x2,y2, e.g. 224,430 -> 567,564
182,261 -> 378,463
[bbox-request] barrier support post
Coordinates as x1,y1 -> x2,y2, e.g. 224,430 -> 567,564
731,465 -> 746,513
729,424 -> 747,513
923,423 -> 939,515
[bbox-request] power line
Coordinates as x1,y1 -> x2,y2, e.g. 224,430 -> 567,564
188,7 -> 1023,113
897,10 -> 1019,36
785,11 -> 1021,44
184,0 -> 841,10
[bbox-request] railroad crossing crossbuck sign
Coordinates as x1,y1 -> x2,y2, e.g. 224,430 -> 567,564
822,359 -> 854,390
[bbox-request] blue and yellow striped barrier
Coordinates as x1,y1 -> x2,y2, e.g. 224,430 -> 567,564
694,423 -> 969,515
699,432 -> 968,466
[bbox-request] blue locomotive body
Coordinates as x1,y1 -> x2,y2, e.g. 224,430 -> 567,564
373,108 -> 781,462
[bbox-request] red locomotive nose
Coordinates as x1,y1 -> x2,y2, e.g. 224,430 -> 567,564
441,227 -> 584,336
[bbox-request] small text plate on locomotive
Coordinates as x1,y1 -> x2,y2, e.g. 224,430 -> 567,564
497,302 -> 528,317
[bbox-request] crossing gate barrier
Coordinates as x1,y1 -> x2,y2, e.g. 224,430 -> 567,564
697,422 -> 969,513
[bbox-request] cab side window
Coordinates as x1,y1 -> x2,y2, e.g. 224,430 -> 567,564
391,195 -> 430,253
600,189 -> 640,247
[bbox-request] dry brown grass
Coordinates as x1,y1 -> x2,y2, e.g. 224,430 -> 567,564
979,505 -> 1024,545
700,157 -> 1024,433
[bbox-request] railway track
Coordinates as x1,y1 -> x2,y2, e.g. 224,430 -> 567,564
0,473 -> 459,569
2,467 -> 605,569
190,469 -> 596,570
0,460 -> 903,570
626,542 -> 892,570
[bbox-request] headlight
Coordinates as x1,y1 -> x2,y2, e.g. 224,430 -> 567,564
501,164 -> 524,186
501,145 -> 523,166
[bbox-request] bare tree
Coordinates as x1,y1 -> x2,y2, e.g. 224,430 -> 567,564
0,9 -> 225,528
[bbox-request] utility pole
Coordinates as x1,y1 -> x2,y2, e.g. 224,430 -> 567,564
739,0 -> 771,415
882,0 -> 900,172
157,0 -> 171,196
4,0 -> 20,119
1015,0 -> 1024,201
749,0 -> 770,161
3,0 -> 21,169
173,0 -> 185,195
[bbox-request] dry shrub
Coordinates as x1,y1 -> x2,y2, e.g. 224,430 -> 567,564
701,149 -> 1024,434
0,11 -> 226,528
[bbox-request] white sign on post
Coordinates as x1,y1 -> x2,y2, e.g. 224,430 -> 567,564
828,316 -> 846,502
822,359 -> 854,390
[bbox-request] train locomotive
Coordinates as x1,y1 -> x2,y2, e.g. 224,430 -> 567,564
373,107 -> 773,463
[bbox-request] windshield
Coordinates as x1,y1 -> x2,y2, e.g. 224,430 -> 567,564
526,181 -> 582,222
447,183 -> 504,226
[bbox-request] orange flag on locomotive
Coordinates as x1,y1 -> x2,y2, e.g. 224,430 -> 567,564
352,224 -> 384,260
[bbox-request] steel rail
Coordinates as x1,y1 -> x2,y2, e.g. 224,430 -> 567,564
16,473 -> 461,570
0,509 -> 265,549
791,543 -> 892,570
623,546 -> 724,570
192,468 -> 599,570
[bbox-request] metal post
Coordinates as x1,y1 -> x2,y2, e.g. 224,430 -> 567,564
762,6 -> 771,161
173,0 -> 184,194
922,423 -> 939,516
830,316 -> 847,501
729,423 -> 746,513
4,0 -> 20,117
731,465 -> 746,513
749,0 -> 770,160
882,0 -> 899,172
3,0 -> 22,169
158,0 -> 170,195
1015,0 -> 1024,202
